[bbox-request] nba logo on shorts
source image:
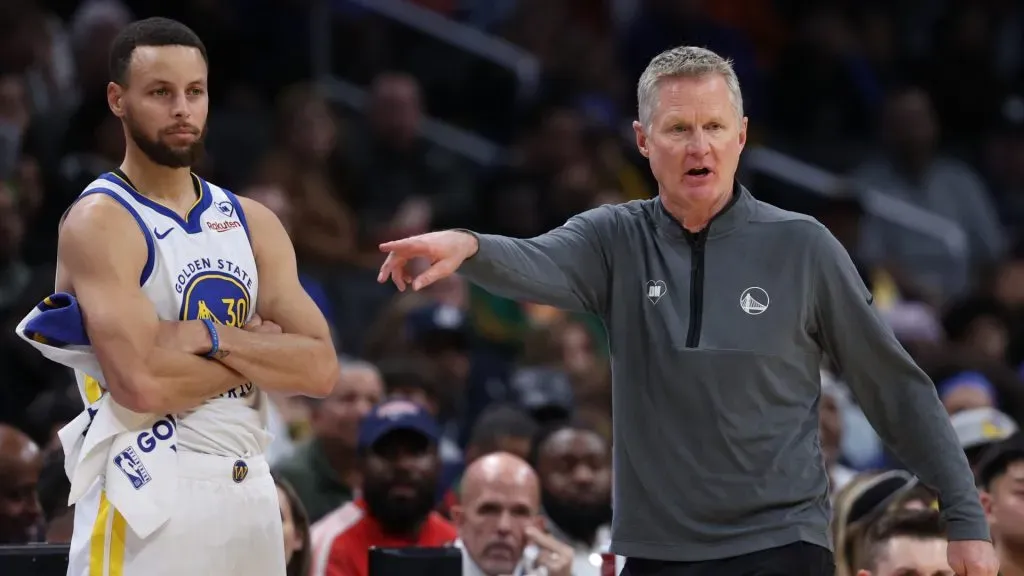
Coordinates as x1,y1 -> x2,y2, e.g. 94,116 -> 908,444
113,446 -> 152,490
232,460 -> 248,483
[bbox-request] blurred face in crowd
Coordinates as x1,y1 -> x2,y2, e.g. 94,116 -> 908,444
0,425 -> 42,544
369,73 -> 422,150
961,316 -> 1008,362
857,536 -> 951,576
276,485 -> 304,565
882,89 -> 938,168
819,393 -> 843,465
286,97 -> 337,163
312,365 -> 383,449
536,428 -> 612,543
982,460 -> 1024,547
994,259 -> 1024,310
453,453 -> 544,576
560,322 -> 596,378
361,430 -> 440,534
634,74 -> 747,220
535,108 -> 586,172
108,45 -> 208,168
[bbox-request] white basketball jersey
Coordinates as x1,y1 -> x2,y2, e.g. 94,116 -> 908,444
74,170 -> 269,457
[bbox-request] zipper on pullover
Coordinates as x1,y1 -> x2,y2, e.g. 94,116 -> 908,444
684,230 -> 708,348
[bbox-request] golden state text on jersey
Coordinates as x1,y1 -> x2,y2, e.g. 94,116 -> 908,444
72,170 -> 270,457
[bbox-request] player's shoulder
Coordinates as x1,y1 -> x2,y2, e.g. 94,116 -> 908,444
63,184 -> 137,234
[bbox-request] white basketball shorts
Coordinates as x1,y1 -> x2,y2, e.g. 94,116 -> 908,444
66,452 -> 286,576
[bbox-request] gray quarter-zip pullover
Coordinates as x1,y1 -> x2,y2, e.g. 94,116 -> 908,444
458,184 -> 987,561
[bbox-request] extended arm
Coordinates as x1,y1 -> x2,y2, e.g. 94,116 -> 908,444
811,226 -> 988,542
210,197 -> 337,397
59,195 -> 248,414
457,205 -> 616,314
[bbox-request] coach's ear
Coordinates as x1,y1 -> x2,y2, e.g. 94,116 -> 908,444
107,82 -> 126,118
633,120 -> 649,158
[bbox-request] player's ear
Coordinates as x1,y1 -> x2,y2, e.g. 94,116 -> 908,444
108,82 -> 126,118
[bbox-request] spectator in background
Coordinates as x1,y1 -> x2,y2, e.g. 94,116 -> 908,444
273,474 -> 313,576
835,471 -> 938,576
453,451 -> 574,576
439,403 -> 539,517
252,96 -> 364,268
854,509 -> 952,576
0,423 -> 42,544
950,407 -> 1019,474
0,161 -> 63,431
530,420 -> 616,575
274,360 -> 384,523
310,400 -> 457,576
405,303 -> 473,463
36,446 -> 72,543
853,85 -> 1006,301
375,355 -> 464,496
942,296 -> 1012,365
978,433 -> 1024,575
509,366 -> 575,426
22,385 -> 81,453
348,71 -> 473,237
821,378 -> 857,495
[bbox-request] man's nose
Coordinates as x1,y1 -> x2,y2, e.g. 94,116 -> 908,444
19,495 -> 41,521
572,463 -> 596,487
495,510 -> 514,533
686,129 -> 711,155
170,92 -> 191,119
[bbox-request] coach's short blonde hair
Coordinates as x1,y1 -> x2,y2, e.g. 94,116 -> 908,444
637,46 -> 744,128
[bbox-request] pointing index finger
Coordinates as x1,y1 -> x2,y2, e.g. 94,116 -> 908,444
379,237 -> 426,254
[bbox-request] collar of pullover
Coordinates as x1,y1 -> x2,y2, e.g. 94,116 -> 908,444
655,180 -> 754,241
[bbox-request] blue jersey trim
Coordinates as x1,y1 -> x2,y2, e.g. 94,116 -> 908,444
222,189 -> 252,245
79,189 -> 156,286
99,172 -> 213,235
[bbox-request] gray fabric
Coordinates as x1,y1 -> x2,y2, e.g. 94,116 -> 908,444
458,185 -> 987,562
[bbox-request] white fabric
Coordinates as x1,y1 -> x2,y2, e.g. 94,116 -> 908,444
81,175 -> 267,456
66,452 -> 285,576
14,172 -> 275,541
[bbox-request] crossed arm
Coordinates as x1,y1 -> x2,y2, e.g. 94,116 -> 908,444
58,194 -> 336,415
207,197 -> 337,397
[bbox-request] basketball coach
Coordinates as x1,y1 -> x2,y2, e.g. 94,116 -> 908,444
377,46 -> 997,576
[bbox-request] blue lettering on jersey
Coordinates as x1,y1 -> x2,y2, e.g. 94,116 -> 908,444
174,258 -> 254,294
178,271 -> 252,328
137,415 -> 177,453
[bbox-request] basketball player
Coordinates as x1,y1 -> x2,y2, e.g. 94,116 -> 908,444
50,18 -> 337,575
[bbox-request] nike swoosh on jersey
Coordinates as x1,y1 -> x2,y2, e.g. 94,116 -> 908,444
154,228 -> 173,239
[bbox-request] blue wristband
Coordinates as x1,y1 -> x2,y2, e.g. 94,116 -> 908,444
201,318 -> 220,358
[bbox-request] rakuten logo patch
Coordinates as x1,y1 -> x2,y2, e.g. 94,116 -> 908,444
207,220 -> 242,233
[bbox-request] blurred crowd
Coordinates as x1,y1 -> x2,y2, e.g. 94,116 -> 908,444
2,0 -> 1024,575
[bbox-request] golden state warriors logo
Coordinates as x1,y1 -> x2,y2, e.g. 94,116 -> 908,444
178,271 -> 252,328
232,459 -> 248,483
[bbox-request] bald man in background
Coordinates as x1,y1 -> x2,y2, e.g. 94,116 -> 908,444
0,424 -> 43,543
453,452 -> 574,576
